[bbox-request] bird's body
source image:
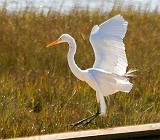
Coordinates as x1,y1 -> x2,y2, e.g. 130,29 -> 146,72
47,15 -> 135,126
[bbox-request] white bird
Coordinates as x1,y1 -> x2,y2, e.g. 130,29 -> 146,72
46,15 -> 135,127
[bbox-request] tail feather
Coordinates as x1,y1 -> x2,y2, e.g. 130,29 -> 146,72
117,79 -> 133,93
125,69 -> 137,77
120,82 -> 133,93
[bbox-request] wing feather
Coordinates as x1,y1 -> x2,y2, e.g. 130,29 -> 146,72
89,15 -> 128,75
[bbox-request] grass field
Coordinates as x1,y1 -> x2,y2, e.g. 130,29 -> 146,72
0,4 -> 160,139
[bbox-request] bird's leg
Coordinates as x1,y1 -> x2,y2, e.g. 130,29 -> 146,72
80,110 -> 100,127
70,106 -> 100,128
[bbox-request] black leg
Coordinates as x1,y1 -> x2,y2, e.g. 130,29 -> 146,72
70,108 -> 100,128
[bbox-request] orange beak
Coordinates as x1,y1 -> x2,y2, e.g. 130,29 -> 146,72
46,38 -> 64,48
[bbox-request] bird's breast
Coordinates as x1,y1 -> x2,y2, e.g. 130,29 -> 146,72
82,70 -> 96,91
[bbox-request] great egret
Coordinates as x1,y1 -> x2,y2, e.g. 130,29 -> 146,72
46,15 -> 136,127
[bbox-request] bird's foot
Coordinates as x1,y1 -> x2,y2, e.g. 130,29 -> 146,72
70,111 -> 100,128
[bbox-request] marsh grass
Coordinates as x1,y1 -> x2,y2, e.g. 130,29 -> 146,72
0,5 -> 160,138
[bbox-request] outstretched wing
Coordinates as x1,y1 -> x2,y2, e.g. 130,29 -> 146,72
89,15 -> 128,76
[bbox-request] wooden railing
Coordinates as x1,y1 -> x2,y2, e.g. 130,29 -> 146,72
6,123 -> 160,140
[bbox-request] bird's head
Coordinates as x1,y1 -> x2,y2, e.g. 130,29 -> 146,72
46,34 -> 74,48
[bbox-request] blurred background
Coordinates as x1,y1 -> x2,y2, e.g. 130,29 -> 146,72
0,0 -> 160,13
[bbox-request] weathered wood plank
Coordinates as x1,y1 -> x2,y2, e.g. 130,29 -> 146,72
6,123 -> 160,140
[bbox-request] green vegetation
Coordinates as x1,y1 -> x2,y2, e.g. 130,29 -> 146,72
0,5 -> 160,139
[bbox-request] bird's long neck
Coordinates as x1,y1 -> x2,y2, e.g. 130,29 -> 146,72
67,40 -> 84,81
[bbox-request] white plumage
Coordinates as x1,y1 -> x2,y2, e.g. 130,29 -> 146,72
90,15 -> 128,76
46,15 -> 135,126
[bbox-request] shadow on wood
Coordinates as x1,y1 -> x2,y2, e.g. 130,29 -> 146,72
6,123 -> 160,140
